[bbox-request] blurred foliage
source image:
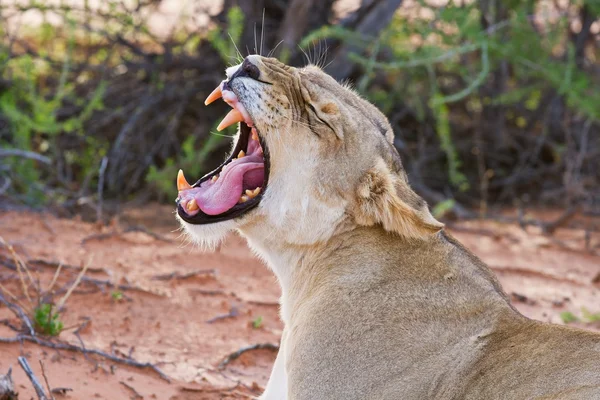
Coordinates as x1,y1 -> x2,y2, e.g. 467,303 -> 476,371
303,0 -> 599,214
146,6 -> 244,198
0,0 -> 598,219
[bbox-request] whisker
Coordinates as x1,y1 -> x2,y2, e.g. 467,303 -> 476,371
210,131 -> 236,138
254,22 -> 258,55
317,42 -> 329,69
268,39 -> 284,58
298,45 -> 311,66
316,40 -> 322,68
227,32 -> 243,62
260,9 -> 266,56
323,55 -> 337,70
277,113 -> 313,130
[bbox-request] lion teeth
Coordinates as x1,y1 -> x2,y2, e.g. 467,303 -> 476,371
238,150 -> 245,158
211,175 -> 218,182
187,198 -> 199,211
205,85 -> 222,105
245,187 -> 261,199
238,195 -> 249,203
217,109 -> 244,131
251,129 -> 258,141
177,169 -> 192,191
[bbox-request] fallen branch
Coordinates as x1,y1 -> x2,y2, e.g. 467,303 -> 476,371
124,226 -> 172,243
0,367 -> 17,400
80,225 -> 172,245
0,292 -> 35,336
218,343 -> 279,370
1,335 -> 170,382
18,357 -> 50,400
80,276 -> 165,297
206,307 -> 239,324
26,259 -> 107,274
152,269 -> 216,281
50,388 -> 72,396
119,381 -> 143,399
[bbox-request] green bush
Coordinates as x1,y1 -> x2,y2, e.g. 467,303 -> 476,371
302,0 -> 599,212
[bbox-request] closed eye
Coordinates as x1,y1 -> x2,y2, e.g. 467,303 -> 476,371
306,103 -> 336,136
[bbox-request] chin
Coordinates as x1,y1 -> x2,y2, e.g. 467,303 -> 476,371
177,214 -> 238,251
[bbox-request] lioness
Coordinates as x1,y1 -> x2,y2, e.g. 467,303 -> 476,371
176,55 -> 600,400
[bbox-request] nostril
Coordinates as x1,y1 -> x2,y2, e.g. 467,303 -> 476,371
243,62 -> 260,80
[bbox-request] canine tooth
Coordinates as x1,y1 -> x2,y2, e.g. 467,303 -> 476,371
238,150 -> 245,158
204,85 -> 222,105
187,198 -> 199,211
211,175 -> 218,182
251,129 -> 259,141
177,169 -> 192,191
238,195 -> 249,203
253,187 -> 262,196
217,109 -> 244,131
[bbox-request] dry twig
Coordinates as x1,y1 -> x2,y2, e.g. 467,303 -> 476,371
119,381 -> 143,399
152,269 -> 216,281
18,356 -> 50,400
218,343 -> 279,370
39,360 -> 55,400
206,307 -> 239,324
1,335 -> 170,382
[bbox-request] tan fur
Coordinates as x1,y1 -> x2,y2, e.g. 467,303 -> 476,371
179,56 -> 600,400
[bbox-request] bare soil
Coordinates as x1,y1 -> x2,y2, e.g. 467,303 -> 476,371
0,206 -> 599,399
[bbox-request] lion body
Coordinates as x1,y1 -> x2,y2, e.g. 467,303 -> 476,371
273,227 -> 600,399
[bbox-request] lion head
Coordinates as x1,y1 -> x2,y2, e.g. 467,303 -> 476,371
176,55 -> 442,250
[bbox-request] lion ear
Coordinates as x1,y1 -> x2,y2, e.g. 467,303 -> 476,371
354,159 -> 443,239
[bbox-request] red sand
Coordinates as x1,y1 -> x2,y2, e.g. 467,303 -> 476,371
0,206 -> 598,399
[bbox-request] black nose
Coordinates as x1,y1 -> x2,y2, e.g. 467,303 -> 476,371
229,58 -> 260,83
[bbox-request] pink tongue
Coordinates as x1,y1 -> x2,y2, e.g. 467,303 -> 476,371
193,155 -> 264,215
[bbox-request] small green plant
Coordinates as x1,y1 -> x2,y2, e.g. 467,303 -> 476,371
0,236 -> 91,337
252,315 -> 263,329
581,308 -> 600,323
33,303 -> 64,336
560,308 -> 600,325
559,311 -> 579,324
111,290 -> 124,302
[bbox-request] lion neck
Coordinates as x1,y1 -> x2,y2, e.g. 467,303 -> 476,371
238,216 -> 356,323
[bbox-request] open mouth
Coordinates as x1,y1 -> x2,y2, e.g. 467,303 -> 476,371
176,83 -> 269,225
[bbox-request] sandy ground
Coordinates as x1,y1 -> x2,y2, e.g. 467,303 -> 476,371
0,206 -> 599,399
